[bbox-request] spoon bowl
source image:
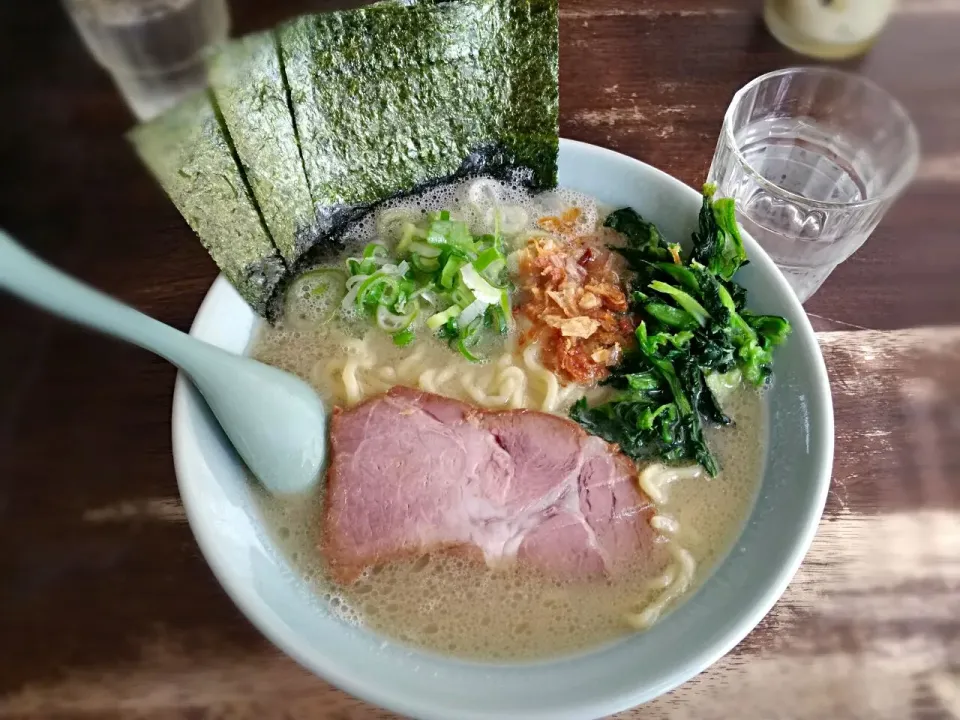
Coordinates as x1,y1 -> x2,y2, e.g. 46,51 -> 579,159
0,229 -> 325,496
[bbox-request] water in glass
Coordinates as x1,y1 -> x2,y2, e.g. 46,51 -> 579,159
708,68 -> 918,302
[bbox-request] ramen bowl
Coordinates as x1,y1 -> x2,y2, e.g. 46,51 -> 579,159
172,139 -> 833,719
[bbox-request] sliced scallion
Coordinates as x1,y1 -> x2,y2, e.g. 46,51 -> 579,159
376,302 -> 419,333
354,273 -> 388,307
407,240 -> 442,258
427,304 -> 461,331
451,282 -> 476,308
410,253 -> 441,273
456,337 -> 482,362
345,205 -> 515,355
460,263 -> 502,304
458,298 -> 489,328
395,222 -> 424,255
474,246 -> 503,271
440,256 -> 465,289
393,329 -> 415,347
363,242 -> 388,259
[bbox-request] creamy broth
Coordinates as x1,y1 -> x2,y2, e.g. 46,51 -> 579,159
247,178 -> 767,660
250,374 -> 763,660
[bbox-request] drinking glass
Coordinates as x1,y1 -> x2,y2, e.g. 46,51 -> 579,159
707,67 -> 919,302
63,0 -> 230,121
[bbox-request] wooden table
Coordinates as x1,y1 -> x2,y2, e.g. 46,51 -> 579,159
1,1 -> 958,718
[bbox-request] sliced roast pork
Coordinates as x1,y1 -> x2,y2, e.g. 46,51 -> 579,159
322,387 -> 663,583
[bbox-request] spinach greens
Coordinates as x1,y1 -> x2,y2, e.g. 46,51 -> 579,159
570,184 -> 791,476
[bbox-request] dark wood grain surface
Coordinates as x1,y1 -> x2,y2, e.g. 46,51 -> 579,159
1,1 -> 958,718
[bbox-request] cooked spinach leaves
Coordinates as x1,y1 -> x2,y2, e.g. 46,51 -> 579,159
571,184 -> 791,476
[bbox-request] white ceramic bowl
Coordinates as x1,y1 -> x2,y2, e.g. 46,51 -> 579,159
172,139 -> 834,720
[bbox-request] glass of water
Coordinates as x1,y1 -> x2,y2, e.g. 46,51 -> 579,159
64,0 -> 230,121
708,67 -> 919,302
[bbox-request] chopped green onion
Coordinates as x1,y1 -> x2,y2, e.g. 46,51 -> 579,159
363,242 -> 387,259
480,259 -> 505,284
456,337 -> 482,362
458,298 -> 489,328
412,287 -> 439,305
427,304 -> 461,331
341,274 -> 369,310
347,257 -> 377,276
489,302 -> 508,334
460,263 -> 502,305
409,253 -> 441,273
393,329 -> 415,347
474,246 -> 503,271
343,206 -> 515,355
407,240 -> 442,258
395,222 -> 423,255
355,272 -> 405,309
383,261 -> 410,276
355,273 -> 385,307
451,282 -> 476,308
498,290 -> 511,326
376,303 -> 418,332
459,316 -> 484,345
393,278 -> 417,313
378,276 -> 401,306
440,256 -> 465,289
426,217 -> 474,253
438,316 -> 459,341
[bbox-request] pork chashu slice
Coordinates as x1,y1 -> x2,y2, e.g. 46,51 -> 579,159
322,387 -> 663,583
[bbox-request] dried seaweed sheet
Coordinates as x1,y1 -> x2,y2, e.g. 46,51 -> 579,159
129,0 -> 558,319
127,91 -> 285,316
278,0 -> 558,253
207,31 -> 316,267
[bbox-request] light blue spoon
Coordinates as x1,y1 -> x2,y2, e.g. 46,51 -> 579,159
0,229 -> 326,496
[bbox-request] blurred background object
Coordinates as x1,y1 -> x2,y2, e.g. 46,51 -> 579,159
764,0 -> 898,59
708,67 -> 918,303
63,0 -> 229,120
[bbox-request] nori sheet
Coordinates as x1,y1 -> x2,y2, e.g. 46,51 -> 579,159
127,91 -> 285,316
129,0 -> 558,320
207,31 -> 317,267
277,0 -> 559,252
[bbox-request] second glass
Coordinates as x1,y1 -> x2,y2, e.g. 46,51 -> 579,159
708,67 -> 919,302
64,0 -> 229,121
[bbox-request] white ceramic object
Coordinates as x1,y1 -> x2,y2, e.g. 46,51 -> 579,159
172,139 -> 834,720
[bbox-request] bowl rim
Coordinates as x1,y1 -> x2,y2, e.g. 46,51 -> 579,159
172,138 -> 834,719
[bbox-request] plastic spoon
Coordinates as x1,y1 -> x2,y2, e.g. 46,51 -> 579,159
0,229 -> 325,495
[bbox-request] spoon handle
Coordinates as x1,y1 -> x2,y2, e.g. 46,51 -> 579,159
0,230 -> 200,368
